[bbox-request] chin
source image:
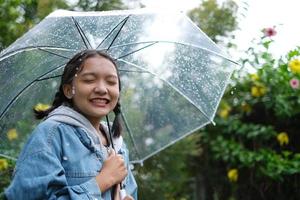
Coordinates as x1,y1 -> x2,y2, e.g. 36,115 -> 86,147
91,110 -> 110,118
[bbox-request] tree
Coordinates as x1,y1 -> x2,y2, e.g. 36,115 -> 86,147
0,0 -> 125,51
188,0 -> 238,45
0,0 -> 68,50
72,0 -> 125,11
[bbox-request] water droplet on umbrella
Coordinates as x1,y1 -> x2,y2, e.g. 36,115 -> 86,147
145,137 -> 154,146
63,156 -> 68,161
129,164 -> 134,170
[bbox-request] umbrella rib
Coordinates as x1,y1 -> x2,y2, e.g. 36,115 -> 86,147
120,110 -> 142,161
105,40 -> 239,65
130,120 -> 211,164
96,15 -> 130,50
119,69 -> 150,73
0,63 -> 66,120
0,46 -> 75,61
116,41 -> 158,60
0,153 -> 17,161
37,48 -> 71,59
117,58 -> 213,122
106,15 -> 130,51
71,17 -> 92,49
37,74 -> 62,81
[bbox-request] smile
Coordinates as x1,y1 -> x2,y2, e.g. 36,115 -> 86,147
90,98 -> 110,106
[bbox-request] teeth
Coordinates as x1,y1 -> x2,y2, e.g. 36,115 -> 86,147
92,99 -> 108,104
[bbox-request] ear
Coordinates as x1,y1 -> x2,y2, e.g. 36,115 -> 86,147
63,84 -> 73,99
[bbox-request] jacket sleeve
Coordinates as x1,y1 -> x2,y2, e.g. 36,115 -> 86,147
5,149 -> 102,200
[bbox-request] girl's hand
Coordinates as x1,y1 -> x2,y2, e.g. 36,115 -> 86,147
123,195 -> 134,200
96,149 -> 128,192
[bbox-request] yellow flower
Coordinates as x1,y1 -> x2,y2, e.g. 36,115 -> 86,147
277,132 -> 289,146
250,73 -> 259,81
288,59 -> 300,74
259,86 -> 267,95
251,85 -> 267,97
34,103 -> 50,111
0,158 -> 8,171
7,128 -> 18,141
227,168 -> 238,182
218,102 -> 231,119
241,102 -> 251,113
218,109 -> 230,118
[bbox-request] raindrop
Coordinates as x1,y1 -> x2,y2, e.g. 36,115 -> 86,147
129,164 -> 134,170
230,87 -> 237,95
63,156 -> 68,161
145,137 -> 154,146
51,81 -> 57,88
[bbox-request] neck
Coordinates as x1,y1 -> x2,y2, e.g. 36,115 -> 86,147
89,119 -> 101,132
72,106 -> 102,132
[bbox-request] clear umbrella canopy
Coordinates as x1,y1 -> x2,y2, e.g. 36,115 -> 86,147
0,9 -> 237,164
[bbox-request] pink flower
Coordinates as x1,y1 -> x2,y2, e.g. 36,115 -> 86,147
263,27 -> 277,37
290,78 -> 299,89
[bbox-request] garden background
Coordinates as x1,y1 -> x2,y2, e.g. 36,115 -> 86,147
1,0 -> 300,199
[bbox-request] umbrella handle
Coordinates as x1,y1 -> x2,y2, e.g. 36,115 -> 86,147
120,188 -> 127,200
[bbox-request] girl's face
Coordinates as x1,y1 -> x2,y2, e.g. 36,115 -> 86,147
64,55 -> 120,125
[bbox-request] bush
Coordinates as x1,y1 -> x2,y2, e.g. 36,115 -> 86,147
199,27 -> 300,199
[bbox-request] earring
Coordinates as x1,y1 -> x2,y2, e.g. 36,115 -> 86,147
66,86 -> 75,99
72,86 -> 75,95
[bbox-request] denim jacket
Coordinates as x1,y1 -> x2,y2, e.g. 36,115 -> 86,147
5,106 -> 137,200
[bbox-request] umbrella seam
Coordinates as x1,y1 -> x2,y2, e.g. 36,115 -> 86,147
117,58 -> 213,122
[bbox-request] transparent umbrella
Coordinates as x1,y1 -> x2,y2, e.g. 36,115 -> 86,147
0,9 -> 238,164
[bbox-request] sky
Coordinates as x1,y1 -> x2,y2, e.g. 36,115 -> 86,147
140,0 -> 300,59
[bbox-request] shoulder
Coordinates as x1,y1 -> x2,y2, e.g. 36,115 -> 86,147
17,119 -> 76,162
31,119 -> 74,145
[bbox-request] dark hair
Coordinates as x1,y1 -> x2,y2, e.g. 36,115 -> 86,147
34,49 -> 122,137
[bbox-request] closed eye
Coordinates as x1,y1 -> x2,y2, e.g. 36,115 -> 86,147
106,76 -> 118,85
83,79 -> 95,83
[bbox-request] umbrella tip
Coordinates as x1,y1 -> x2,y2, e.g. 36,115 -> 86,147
211,120 -> 216,126
139,161 -> 144,167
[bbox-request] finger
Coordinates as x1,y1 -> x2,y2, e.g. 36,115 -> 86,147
123,195 -> 134,200
116,154 -> 124,160
108,148 -> 115,156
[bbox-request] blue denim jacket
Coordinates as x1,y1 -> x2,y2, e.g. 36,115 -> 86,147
5,106 -> 137,200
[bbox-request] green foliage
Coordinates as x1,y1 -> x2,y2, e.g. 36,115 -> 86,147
0,0 -> 124,50
135,134 -> 201,200
0,159 -> 15,197
72,0 -> 125,11
188,0 -> 238,44
0,0 -> 67,50
199,29 -> 300,199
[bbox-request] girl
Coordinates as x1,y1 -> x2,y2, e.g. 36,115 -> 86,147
5,50 -> 137,199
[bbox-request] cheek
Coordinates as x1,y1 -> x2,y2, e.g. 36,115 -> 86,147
113,90 -> 120,100
111,88 -> 120,102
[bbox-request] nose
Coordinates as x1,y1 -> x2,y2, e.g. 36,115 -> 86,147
94,82 -> 107,95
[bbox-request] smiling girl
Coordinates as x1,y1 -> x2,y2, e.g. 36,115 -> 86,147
5,50 -> 137,200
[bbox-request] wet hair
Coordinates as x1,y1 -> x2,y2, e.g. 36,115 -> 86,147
34,49 -> 122,137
